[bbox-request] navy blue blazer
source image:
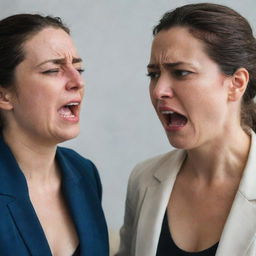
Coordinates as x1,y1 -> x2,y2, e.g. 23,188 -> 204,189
0,136 -> 109,256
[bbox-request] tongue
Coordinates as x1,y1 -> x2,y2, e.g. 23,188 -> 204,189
58,106 -> 72,116
170,113 -> 187,126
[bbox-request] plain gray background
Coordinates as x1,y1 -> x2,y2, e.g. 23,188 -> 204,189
2,0 -> 255,231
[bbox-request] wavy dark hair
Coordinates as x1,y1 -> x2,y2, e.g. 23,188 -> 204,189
153,3 -> 256,132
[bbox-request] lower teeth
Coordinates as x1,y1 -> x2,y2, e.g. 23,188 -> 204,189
60,114 -> 75,118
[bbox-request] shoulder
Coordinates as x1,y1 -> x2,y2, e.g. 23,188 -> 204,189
58,146 -> 96,169
129,149 -> 184,188
57,146 -> 100,181
57,146 -> 103,198
124,149 -> 185,209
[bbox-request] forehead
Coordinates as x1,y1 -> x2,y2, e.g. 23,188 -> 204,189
22,27 -> 79,64
150,26 -> 208,66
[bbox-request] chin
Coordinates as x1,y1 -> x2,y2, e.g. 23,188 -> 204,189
167,134 -> 193,150
55,127 -> 80,144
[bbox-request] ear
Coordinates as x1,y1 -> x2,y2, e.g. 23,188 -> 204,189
228,68 -> 249,102
0,87 -> 14,110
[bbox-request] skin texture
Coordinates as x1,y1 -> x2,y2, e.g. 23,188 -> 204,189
0,27 -> 84,256
148,26 -> 250,252
148,26 -> 240,151
4,27 -> 84,147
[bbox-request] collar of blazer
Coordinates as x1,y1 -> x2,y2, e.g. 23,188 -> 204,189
152,149 -> 186,183
237,131 -> 256,200
217,131 -> 256,255
152,131 -> 256,201
0,135 -> 82,199
0,135 -> 30,200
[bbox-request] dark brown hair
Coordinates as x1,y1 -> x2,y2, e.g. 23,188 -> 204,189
0,13 -> 70,130
153,3 -> 256,132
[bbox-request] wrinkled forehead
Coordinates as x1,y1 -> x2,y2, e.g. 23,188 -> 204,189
22,27 -> 79,64
149,26 -> 206,65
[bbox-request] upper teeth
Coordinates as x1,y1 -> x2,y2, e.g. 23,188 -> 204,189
161,111 -> 174,114
66,102 -> 79,106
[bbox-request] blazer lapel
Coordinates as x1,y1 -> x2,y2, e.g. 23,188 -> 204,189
62,182 -> 94,255
135,150 -> 186,256
216,192 -> 256,255
7,200 -> 52,256
216,132 -> 256,255
57,149 -> 108,256
0,136 -> 52,256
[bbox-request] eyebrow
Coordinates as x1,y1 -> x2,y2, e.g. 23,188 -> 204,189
36,57 -> 83,67
147,61 -> 191,69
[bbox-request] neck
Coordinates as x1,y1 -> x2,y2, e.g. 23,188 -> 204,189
3,129 -> 59,185
182,127 -> 251,184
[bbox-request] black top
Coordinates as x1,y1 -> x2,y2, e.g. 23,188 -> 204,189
72,245 -> 80,256
156,212 -> 219,256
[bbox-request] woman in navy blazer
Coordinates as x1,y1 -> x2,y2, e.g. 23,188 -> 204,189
0,14 -> 108,255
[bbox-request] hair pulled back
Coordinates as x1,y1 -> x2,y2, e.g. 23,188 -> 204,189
0,13 -> 69,130
0,14 -> 69,86
153,3 -> 256,132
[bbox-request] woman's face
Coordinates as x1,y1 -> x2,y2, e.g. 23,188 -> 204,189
6,27 -> 84,145
148,26 -> 233,150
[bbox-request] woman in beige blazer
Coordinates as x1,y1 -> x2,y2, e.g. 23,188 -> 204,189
116,3 -> 256,256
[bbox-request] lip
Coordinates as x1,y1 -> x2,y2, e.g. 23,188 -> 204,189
58,98 -> 82,122
157,105 -> 188,131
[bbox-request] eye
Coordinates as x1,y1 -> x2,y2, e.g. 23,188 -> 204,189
76,68 -> 85,74
146,72 -> 160,80
173,70 -> 192,78
42,69 -> 60,75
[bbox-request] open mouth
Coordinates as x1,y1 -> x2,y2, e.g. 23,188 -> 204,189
58,102 -> 80,119
161,110 -> 188,129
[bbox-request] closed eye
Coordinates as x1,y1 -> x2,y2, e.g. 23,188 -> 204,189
42,68 -> 84,75
42,69 -> 60,74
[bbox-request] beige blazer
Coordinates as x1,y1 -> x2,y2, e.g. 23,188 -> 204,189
116,132 -> 256,256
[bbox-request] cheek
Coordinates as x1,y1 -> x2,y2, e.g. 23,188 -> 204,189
149,84 -> 156,106
17,89 -> 55,115
181,85 -> 226,119
194,95 -> 227,127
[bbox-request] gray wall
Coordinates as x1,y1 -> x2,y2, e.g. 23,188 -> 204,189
1,0 -> 255,231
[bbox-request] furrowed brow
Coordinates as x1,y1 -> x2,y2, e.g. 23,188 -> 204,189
147,64 -> 159,69
72,58 -> 83,64
37,57 -> 83,67
147,61 -> 193,70
163,62 -> 185,68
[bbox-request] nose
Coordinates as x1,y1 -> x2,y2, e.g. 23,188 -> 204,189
65,67 -> 84,91
151,75 -> 174,100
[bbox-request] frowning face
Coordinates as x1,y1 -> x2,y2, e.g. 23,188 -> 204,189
148,26 -> 233,150
6,27 -> 84,145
